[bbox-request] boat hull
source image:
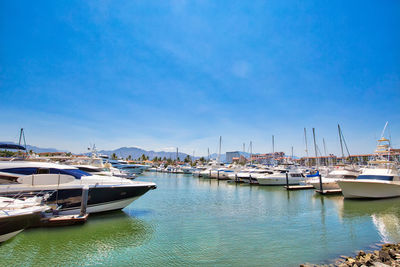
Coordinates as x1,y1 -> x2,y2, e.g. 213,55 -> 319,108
0,184 -> 155,215
256,177 -> 301,186
307,178 -> 340,190
0,211 -> 41,242
338,180 -> 400,199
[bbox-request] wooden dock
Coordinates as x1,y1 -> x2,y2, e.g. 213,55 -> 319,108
43,214 -> 89,227
284,185 -> 314,190
315,189 -> 342,195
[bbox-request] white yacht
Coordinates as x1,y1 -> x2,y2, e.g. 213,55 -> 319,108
338,137 -> 400,199
255,169 -> 304,185
181,165 -> 195,174
0,161 -> 156,215
109,160 -> 149,174
192,166 -> 207,177
306,166 -> 359,190
338,163 -> 399,199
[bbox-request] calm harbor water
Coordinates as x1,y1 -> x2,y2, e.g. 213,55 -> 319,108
1,172 -> 400,266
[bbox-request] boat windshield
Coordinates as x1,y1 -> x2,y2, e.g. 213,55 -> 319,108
0,167 -> 92,179
357,175 -> 393,181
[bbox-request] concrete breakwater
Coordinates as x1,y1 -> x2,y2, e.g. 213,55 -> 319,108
301,243 -> 400,267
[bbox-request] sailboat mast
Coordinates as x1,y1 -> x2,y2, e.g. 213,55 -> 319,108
272,135 -> 275,154
291,146 -> 294,161
250,141 -> 253,165
218,136 -> 222,164
304,128 -> 309,167
312,128 -> 318,168
338,124 -> 345,159
323,138 -> 328,166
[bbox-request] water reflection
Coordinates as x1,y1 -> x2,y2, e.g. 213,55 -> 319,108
0,211 -> 154,266
341,198 -> 400,243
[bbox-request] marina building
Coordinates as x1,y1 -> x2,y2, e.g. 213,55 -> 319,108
226,151 -> 240,163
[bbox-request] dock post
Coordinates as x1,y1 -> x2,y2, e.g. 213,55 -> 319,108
285,172 -> 289,189
235,173 -> 238,183
318,174 -> 323,194
209,169 -> 211,178
80,186 -> 89,216
217,170 -> 220,180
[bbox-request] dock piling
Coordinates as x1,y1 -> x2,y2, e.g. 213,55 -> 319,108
80,186 -> 89,217
318,174 -> 323,192
285,172 -> 289,188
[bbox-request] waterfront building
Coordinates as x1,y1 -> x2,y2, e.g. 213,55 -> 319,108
226,151 -> 240,163
250,152 -> 285,164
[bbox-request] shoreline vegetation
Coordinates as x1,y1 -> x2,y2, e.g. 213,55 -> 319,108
301,243 -> 400,267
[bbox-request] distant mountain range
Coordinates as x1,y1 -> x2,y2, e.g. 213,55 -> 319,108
96,147 -> 194,160
1,142 -> 295,161
98,149 -> 255,161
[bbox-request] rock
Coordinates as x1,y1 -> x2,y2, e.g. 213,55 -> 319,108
359,250 -> 366,257
363,253 -> 373,265
388,249 -> 397,259
379,250 -> 391,263
372,262 -> 391,267
347,258 -> 356,264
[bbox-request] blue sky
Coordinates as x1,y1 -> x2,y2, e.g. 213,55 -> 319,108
1,1 -> 399,156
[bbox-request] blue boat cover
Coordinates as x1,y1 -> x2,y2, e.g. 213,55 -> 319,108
306,171 -> 320,177
0,143 -> 26,150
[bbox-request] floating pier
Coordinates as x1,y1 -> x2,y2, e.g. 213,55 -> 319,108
315,189 -> 342,195
284,185 -> 314,190
39,186 -> 90,227
43,214 -> 89,227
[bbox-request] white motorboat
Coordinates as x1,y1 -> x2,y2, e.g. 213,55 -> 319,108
338,136 -> 400,199
338,164 -> 400,199
181,165 -> 195,174
0,161 -> 156,215
0,197 -> 48,242
109,160 -> 149,174
306,166 -> 359,190
255,169 -> 304,185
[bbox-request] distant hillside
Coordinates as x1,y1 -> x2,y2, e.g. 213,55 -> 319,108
97,147 -> 193,160
0,142 -> 64,153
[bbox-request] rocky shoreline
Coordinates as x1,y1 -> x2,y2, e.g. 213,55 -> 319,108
301,243 -> 400,267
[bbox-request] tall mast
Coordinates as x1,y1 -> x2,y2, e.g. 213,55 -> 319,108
323,138 -> 328,166
291,146 -> 294,161
338,124 -> 345,159
176,147 -> 178,162
304,128 -> 309,167
250,141 -> 253,165
272,135 -> 275,154
218,136 -> 222,164
207,148 -> 210,161
243,143 -> 245,154
312,128 -> 318,168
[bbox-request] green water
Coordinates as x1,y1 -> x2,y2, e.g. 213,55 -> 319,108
1,173 -> 400,267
